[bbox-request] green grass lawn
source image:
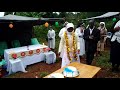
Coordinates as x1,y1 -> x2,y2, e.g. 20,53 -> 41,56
95,50 -> 111,69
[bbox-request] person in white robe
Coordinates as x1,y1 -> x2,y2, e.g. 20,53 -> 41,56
75,22 -> 85,58
59,21 -> 68,58
47,26 -> 55,50
58,23 -> 80,68
59,21 -> 68,38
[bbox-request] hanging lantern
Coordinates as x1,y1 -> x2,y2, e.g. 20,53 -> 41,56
9,23 -> 13,28
112,18 -> 117,22
55,21 -> 59,27
44,22 -> 49,27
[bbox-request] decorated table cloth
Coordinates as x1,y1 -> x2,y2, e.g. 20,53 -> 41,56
4,44 -> 49,73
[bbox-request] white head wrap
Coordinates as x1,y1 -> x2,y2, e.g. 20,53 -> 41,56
100,22 -> 105,25
66,23 -> 74,29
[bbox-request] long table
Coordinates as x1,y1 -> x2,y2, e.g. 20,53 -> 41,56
44,62 -> 101,78
4,44 -> 49,74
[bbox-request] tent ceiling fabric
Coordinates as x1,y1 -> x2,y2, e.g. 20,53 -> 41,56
0,14 -> 39,21
82,12 -> 120,20
0,14 -> 64,25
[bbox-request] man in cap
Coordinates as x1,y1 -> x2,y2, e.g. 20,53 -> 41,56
58,23 -> 80,68
83,19 -> 100,65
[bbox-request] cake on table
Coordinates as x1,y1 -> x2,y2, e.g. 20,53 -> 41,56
62,66 -> 79,77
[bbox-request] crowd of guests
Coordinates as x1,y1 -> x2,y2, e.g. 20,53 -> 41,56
47,17 -> 120,72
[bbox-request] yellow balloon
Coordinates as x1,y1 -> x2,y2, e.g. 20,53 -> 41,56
9,23 -> 13,28
44,22 -> 49,27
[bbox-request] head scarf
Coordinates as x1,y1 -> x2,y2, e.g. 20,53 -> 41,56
99,22 -> 106,29
66,23 -> 74,30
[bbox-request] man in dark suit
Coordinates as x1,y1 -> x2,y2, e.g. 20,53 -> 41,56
83,19 -> 100,65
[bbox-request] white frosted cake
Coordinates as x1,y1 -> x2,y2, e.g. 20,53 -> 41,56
63,66 -> 79,77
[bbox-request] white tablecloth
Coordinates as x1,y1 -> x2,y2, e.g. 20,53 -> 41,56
44,51 -> 56,64
4,44 -> 48,74
7,58 -> 27,74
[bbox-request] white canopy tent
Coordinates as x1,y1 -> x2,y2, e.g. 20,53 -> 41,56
82,12 -> 120,20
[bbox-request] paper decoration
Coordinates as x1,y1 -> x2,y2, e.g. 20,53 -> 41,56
44,22 -> 49,27
12,53 -> 17,59
21,52 -> 26,57
29,50 -> 33,55
9,47 -> 49,59
9,23 -> 13,28
36,49 -> 40,54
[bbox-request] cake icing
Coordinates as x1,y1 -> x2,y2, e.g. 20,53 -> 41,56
63,66 -> 79,77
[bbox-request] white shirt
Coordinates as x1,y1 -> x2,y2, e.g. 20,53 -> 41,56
111,20 -> 120,43
114,20 -> 120,28
89,27 -> 94,35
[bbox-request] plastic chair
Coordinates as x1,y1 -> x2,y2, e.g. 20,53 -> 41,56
11,40 -> 21,48
0,42 -> 8,56
0,59 -> 6,66
31,38 -> 40,45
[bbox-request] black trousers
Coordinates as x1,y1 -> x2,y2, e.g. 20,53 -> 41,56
86,51 -> 95,65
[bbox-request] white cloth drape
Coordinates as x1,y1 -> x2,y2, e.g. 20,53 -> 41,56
47,30 -> 55,49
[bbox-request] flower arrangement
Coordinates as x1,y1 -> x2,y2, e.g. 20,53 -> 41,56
64,31 -> 78,62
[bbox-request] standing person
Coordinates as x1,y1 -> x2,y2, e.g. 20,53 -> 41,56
59,21 -> 68,58
75,22 -> 85,59
58,23 -> 80,68
110,19 -> 120,72
97,22 -> 107,56
83,19 -> 100,65
47,26 -> 55,51
59,21 -> 68,38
